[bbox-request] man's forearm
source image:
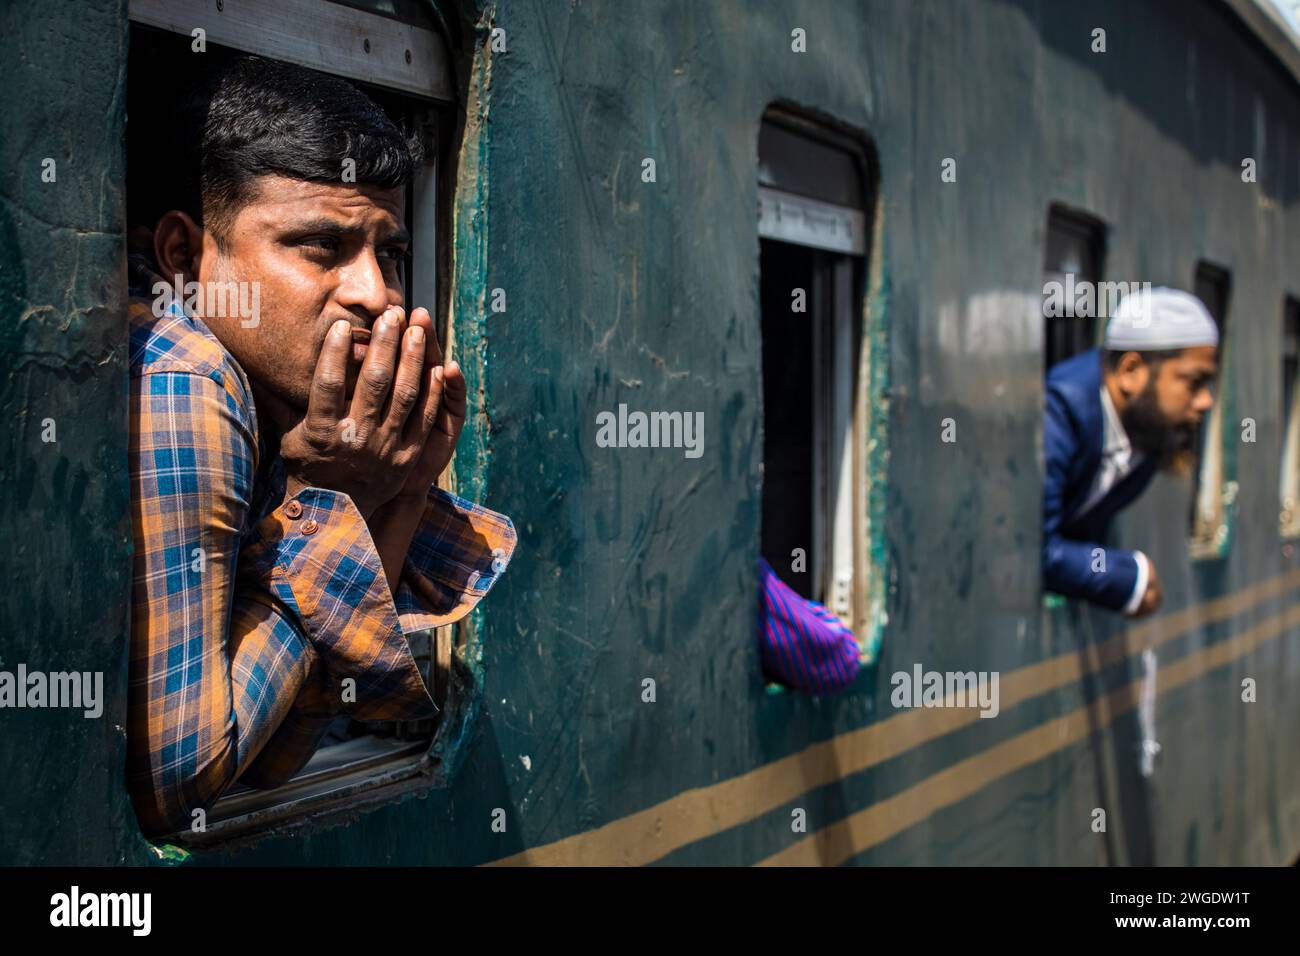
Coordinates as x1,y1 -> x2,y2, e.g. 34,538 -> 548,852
367,493 -> 428,595
1042,534 -> 1140,611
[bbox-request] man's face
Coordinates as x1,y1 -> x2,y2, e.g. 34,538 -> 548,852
195,173 -> 408,412
1119,345 -> 1219,474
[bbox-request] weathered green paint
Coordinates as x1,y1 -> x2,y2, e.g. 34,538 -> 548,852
3,0 -> 1299,867
426,1 -> 501,788
859,200 -> 892,665
0,0 -> 138,865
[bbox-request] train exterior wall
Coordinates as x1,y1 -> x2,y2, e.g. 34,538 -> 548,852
0,0 -> 133,865
1,0 -> 1297,866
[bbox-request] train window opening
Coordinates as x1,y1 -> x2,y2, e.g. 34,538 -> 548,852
1280,297 -> 1300,538
126,0 -> 458,845
1042,205 -> 1107,372
757,112 -> 871,638
1189,262 -> 1233,556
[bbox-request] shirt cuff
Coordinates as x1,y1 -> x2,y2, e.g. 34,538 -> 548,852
1123,550 -> 1150,616
394,486 -> 517,633
241,487 -> 436,722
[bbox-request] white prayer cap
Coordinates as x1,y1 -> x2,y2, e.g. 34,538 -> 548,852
1103,286 -> 1219,351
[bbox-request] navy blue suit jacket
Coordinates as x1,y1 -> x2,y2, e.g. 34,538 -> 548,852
1042,348 -> 1158,610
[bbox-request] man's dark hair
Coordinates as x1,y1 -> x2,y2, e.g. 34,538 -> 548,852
132,54 -> 422,244
1103,348 -> 1175,374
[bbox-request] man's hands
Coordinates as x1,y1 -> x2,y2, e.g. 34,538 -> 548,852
280,306 -> 466,521
1131,561 -> 1163,618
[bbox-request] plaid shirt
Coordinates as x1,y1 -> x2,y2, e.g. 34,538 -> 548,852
125,259 -> 516,838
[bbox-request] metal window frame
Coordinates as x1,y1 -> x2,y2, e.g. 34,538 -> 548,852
808,255 -> 859,623
1189,261 -> 1236,560
758,188 -> 867,256
128,0 -> 453,101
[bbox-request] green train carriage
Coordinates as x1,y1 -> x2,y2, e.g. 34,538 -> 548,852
1,0 -> 1299,866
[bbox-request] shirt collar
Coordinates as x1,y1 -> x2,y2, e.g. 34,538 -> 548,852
1099,385 -> 1127,453
1099,384 -> 1137,462
127,249 -> 166,300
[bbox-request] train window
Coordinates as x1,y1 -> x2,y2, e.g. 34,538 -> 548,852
1280,298 -> 1300,538
1188,262 -> 1234,557
757,111 -> 876,643
126,0 -> 458,845
1042,206 -> 1106,372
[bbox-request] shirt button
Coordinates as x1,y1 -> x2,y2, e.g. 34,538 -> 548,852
284,500 -> 303,519
301,519 -> 319,535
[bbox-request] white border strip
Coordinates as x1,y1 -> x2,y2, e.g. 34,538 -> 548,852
758,186 -> 866,256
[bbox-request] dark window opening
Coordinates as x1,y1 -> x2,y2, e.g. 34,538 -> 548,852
1283,299 -> 1299,437
1280,297 -> 1300,535
760,241 -> 817,599
126,0 -> 457,844
757,112 -> 870,627
1042,206 -> 1107,372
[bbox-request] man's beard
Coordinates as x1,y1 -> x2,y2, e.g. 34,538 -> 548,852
1120,381 -> 1201,477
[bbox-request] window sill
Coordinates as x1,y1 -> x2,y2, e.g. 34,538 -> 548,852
160,735 -> 435,850
1188,532 -> 1230,561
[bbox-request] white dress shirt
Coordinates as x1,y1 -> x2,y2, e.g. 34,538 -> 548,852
1071,386 -> 1150,615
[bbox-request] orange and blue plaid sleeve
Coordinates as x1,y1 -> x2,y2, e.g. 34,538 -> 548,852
235,488 -> 517,791
239,486 -> 518,788
393,486 -> 518,633
126,349 -> 327,837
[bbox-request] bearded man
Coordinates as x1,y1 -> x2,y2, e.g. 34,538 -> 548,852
1042,287 -> 1219,616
